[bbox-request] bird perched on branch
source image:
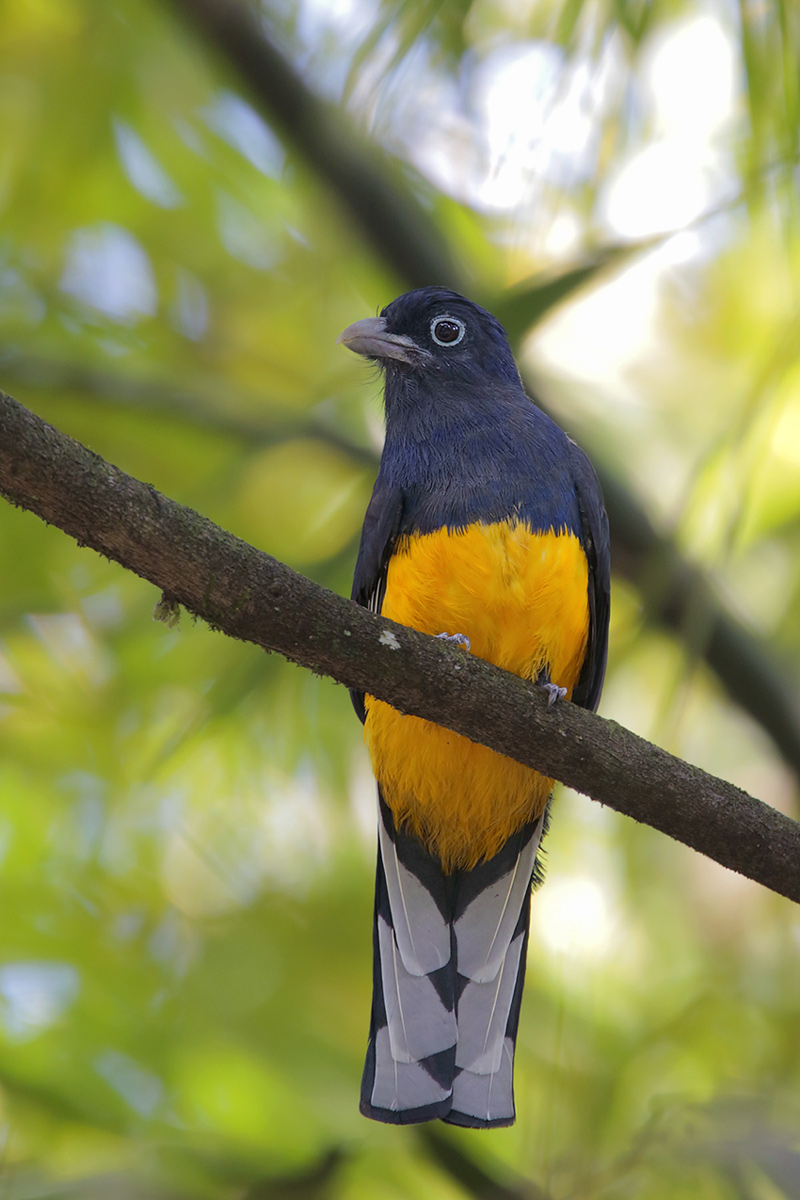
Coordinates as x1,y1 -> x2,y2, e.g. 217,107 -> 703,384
338,287 -> 609,1128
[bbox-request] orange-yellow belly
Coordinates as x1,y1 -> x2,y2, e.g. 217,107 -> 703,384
364,520 -> 589,870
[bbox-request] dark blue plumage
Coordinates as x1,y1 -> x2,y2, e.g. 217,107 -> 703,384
376,289 -> 585,537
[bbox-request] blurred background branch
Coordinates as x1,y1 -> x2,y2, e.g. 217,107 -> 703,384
169,0 -> 466,291
418,1127 -> 553,1199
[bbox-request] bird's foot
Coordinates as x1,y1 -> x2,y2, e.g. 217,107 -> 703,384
541,680 -> 567,707
436,631 -> 471,652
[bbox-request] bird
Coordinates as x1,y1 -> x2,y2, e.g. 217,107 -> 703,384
337,287 -> 610,1128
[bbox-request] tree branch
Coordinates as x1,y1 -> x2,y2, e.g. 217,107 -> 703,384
1,388 -> 799,904
165,0 -> 800,785
166,0 -> 464,293
0,350 -> 379,466
605,471 -> 800,782
15,341 -> 800,783
418,1127 -> 551,1200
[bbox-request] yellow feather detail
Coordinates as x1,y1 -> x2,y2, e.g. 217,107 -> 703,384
365,521 -> 589,870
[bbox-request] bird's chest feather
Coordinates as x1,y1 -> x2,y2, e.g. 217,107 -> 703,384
364,519 -> 589,869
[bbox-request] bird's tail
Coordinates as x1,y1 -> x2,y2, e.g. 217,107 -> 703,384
360,793 -> 546,1127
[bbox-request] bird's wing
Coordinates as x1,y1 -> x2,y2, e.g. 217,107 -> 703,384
350,473 -> 406,722
568,440 -> 610,712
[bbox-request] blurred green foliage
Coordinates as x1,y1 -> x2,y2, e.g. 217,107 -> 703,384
1,0 -> 800,1196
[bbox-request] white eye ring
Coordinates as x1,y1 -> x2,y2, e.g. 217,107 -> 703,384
430,315 -> 466,347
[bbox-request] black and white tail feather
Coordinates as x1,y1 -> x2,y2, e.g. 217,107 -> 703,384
361,792 -> 548,1127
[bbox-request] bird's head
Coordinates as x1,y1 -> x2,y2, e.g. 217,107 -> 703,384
337,287 -> 520,388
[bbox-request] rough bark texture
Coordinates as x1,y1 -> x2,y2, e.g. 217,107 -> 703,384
1,388 -> 799,904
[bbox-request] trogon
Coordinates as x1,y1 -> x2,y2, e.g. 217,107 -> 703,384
338,287 -> 610,1128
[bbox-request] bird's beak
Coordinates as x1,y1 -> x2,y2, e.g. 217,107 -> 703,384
336,316 -> 423,365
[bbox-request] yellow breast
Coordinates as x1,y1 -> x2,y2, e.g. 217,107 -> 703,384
364,520 -> 589,869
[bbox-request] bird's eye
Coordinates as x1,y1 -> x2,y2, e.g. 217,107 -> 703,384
430,316 -> 466,347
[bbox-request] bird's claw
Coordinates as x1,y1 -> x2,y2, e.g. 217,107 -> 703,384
436,631 -> 471,652
541,681 -> 567,707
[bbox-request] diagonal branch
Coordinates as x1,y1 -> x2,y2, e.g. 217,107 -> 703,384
14,340 -> 800,782
165,0 -> 800,785
418,1126 -> 551,1200
166,0 -> 464,293
1,387 -> 799,904
0,350 -> 379,466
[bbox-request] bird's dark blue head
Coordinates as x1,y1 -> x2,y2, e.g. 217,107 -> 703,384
337,287 -> 521,389
338,288 -> 575,529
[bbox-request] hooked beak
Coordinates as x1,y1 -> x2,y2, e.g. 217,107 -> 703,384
336,316 -> 424,365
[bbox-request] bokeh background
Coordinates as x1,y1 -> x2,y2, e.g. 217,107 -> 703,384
1,0 -> 800,1196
